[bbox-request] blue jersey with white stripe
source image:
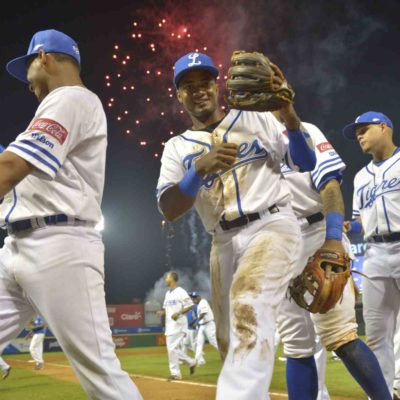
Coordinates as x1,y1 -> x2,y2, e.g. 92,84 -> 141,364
352,147 -> 400,239
186,304 -> 198,330
0,86 -> 106,224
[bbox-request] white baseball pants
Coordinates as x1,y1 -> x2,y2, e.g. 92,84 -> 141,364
211,205 -> 301,400
29,333 -> 45,363
0,225 -> 143,400
195,321 -> 218,363
166,331 -> 195,377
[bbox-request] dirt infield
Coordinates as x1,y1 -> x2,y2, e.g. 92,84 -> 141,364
7,358 -> 288,400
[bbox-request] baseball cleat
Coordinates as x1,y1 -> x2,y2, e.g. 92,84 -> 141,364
2,367 -> 11,379
189,364 -> 196,375
34,362 -> 44,370
167,375 -> 182,381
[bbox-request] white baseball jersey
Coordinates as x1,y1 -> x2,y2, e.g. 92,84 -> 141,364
163,287 -> 193,336
281,122 -> 346,218
157,109 -> 303,233
197,298 -> 214,325
352,148 -> 400,239
0,86 -> 106,224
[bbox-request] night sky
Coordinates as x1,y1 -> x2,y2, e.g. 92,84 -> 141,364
0,0 -> 399,304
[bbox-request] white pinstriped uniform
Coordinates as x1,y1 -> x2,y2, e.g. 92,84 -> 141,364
157,109 -> 306,400
0,86 -> 143,399
352,147 -> 400,392
277,121 -> 357,400
163,287 -> 195,377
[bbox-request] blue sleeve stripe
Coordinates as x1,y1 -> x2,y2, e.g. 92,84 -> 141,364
315,170 -> 343,192
312,160 -> 345,185
311,156 -> 342,178
19,139 -> 61,167
9,144 -> 58,174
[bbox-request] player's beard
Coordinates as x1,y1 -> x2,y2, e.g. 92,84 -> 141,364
191,99 -> 218,121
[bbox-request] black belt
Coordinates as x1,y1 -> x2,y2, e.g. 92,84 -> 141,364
366,232 -> 400,243
219,204 -> 280,231
7,214 -> 92,234
305,212 -> 324,225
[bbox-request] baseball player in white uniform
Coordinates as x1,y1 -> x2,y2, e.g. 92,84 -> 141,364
28,315 -> 46,370
157,271 -> 196,379
190,291 -> 218,365
275,113 -> 390,399
343,111 -> 400,397
0,29 -> 143,399
157,52 -> 317,400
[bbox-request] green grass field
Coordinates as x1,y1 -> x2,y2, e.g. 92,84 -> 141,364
0,344 -> 367,399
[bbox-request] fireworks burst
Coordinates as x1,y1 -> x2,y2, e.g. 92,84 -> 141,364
105,16 -> 230,157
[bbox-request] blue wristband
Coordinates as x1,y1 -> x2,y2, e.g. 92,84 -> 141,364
178,165 -> 203,198
326,211 -> 344,241
350,220 -> 362,234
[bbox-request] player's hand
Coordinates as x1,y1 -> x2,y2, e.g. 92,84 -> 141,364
318,240 -> 348,273
195,143 -> 238,175
343,221 -> 351,233
156,310 -> 164,317
320,239 -> 345,254
171,312 -> 180,321
276,103 -> 300,130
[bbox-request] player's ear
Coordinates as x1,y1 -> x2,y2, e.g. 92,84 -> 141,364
37,50 -> 48,66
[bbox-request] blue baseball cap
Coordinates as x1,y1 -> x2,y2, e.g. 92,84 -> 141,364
6,29 -> 81,84
343,111 -> 393,140
173,52 -> 219,88
190,291 -> 200,297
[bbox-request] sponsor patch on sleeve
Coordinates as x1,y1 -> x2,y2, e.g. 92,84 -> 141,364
316,141 -> 333,152
29,118 -> 68,144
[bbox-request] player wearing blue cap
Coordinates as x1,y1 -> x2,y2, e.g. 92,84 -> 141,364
157,51 -> 316,399
0,29 -> 142,399
28,315 -> 46,370
190,292 -> 218,365
344,111 -> 400,397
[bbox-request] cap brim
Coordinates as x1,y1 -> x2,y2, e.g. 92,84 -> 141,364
342,122 -> 358,140
6,54 -> 32,84
175,65 -> 219,88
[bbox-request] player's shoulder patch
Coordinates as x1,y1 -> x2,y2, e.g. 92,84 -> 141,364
29,118 -> 68,145
316,141 -> 333,153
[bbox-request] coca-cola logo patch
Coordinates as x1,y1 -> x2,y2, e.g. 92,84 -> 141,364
316,142 -> 333,153
29,118 -> 68,144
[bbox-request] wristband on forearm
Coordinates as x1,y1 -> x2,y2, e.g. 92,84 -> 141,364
350,220 -> 362,234
326,211 -> 344,241
178,165 -> 203,198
